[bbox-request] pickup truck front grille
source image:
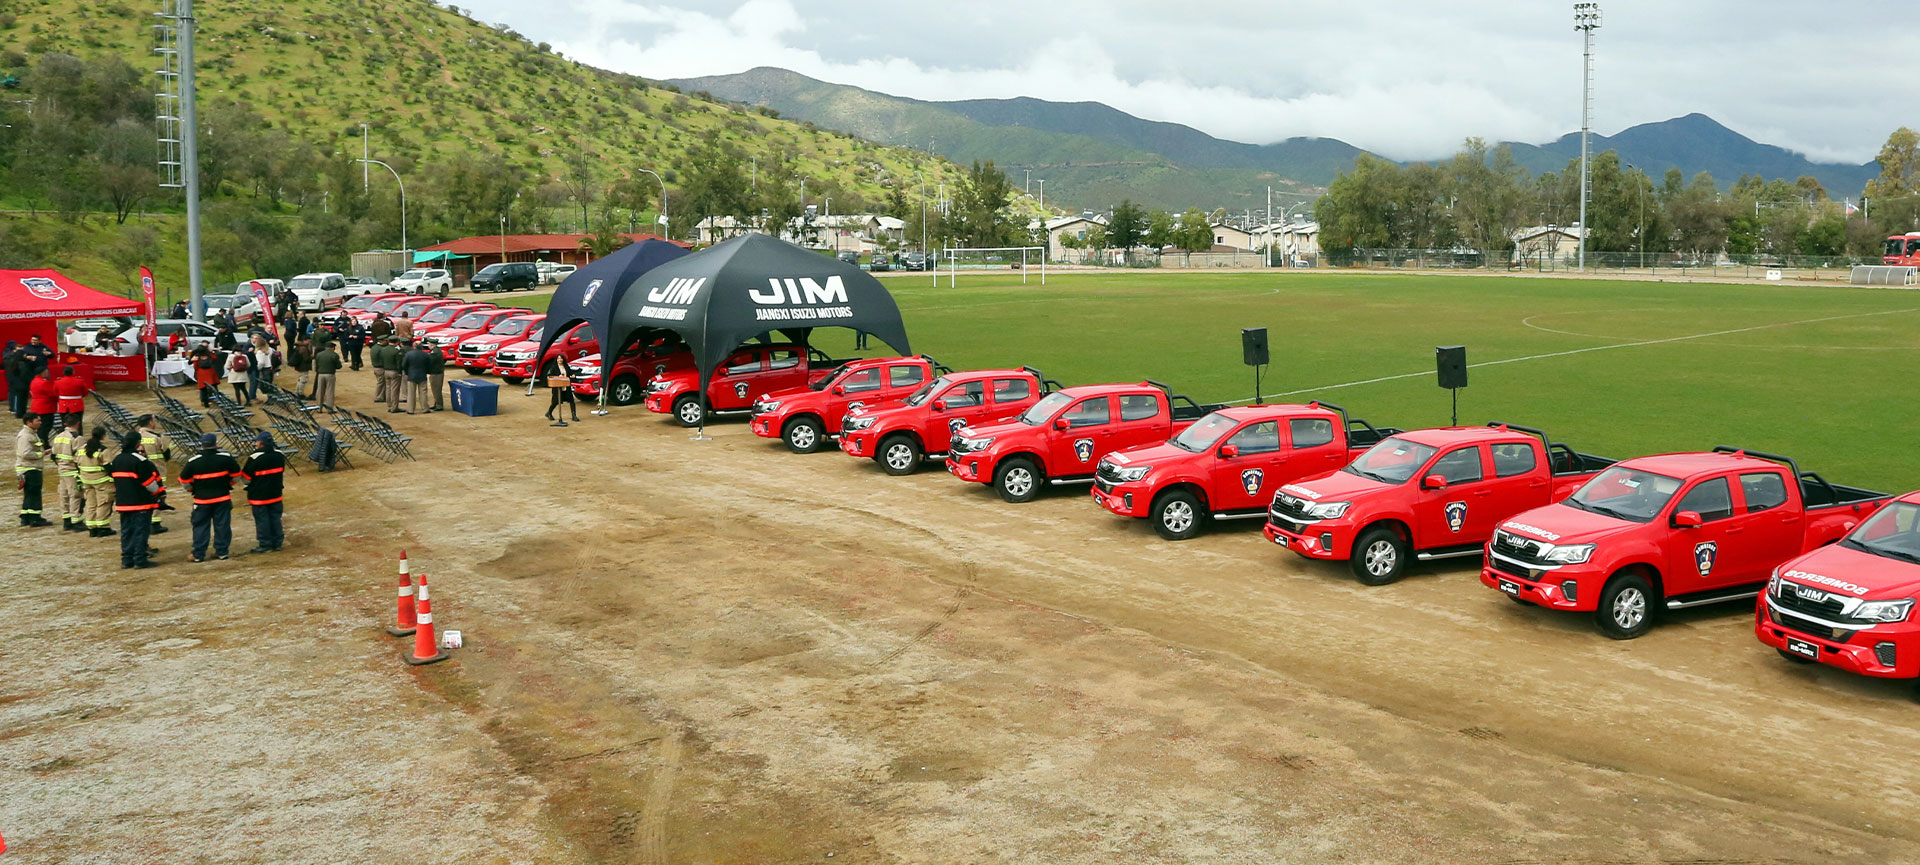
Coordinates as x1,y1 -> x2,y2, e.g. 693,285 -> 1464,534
1094,462 -> 1127,486
1489,530 -> 1553,567
1770,606 -> 1857,644
1269,493 -> 1314,522
1771,583 -> 1854,621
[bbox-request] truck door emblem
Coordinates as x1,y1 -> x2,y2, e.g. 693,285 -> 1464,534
734,382 -> 749,399
655,363 -> 667,375
949,418 -> 966,432
1445,501 -> 1468,532
1241,468 -> 1264,496
1694,541 -> 1717,576
1074,438 -> 1094,462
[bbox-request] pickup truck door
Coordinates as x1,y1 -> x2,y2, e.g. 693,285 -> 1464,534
1735,470 -> 1802,576
1287,416 -> 1350,478
1209,420 -> 1285,512
1481,442 -> 1553,532
1414,445 -> 1496,546
1110,393 -> 1170,452
931,380 -> 990,442
985,376 -> 1038,423
833,366 -> 886,414
883,362 -> 928,400
1665,475 -> 1742,592
1049,396 -> 1114,476
709,350 -> 766,408
755,348 -> 810,404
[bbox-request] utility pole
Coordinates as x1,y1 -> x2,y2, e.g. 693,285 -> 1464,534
1037,179 -> 1044,213
361,122 -> 369,191
156,0 -> 204,320
1024,169 -> 1031,195
1574,2 -> 1602,271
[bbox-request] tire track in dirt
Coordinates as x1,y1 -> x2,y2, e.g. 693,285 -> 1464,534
866,583 -> 970,671
638,732 -> 683,865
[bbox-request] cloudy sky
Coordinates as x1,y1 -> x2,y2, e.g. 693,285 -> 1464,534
458,0 -> 1911,164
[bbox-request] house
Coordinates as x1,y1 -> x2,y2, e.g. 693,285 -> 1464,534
694,216 -> 753,245
1511,225 -> 1587,264
1248,221 -> 1322,263
1026,215 -> 1108,262
414,233 -> 688,285
1210,223 -> 1254,252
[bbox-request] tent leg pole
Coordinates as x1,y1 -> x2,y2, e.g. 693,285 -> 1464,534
591,391 -> 609,417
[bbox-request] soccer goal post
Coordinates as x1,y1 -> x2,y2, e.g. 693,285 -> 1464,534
940,247 -> 1047,287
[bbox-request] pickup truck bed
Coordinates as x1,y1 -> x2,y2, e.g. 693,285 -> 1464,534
1801,474 -> 1889,509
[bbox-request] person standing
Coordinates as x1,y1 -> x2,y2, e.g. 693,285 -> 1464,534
214,320 -> 237,352
109,430 -> 162,568
425,341 -> 447,412
4,341 -> 25,418
249,335 -> 278,403
225,345 -> 251,404
170,299 -> 189,320
369,312 -> 393,343
281,309 -> 300,347
132,414 -> 172,536
402,340 -> 431,416
542,355 -> 578,425
166,327 -> 186,358
288,337 -> 313,398
180,432 -> 238,562
240,431 -> 286,553
369,336 -> 392,404
15,413 -> 49,527
191,345 -> 219,406
54,364 -> 86,432
75,425 -> 115,537
27,368 -> 56,448
18,333 -> 53,377
49,416 -> 83,532
394,313 -> 415,344
312,340 -> 341,410
341,318 -> 366,371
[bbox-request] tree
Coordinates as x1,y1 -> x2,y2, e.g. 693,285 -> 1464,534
1865,127 -> 1919,201
1666,171 -> 1731,257
1144,210 -> 1177,252
677,128 -> 751,242
1107,199 -> 1148,257
950,159 -> 1017,249
102,223 -> 161,282
94,117 -> 155,224
1174,207 -> 1214,262
558,148 -> 598,231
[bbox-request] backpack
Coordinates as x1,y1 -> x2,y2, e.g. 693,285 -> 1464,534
232,352 -> 250,372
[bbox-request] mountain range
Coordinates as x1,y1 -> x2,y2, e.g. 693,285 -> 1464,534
676,67 -> 1882,213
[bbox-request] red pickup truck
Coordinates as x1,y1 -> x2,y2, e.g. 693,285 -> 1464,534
946,380 -> 1226,503
1484,447 -> 1889,639
838,367 -> 1060,475
1265,423 -> 1617,584
569,338 -> 695,404
487,322 -> 597,385
747,355 -> 950,453
1756,491 -> 1920,690
423,307 -> 523,357
642,343 -> 844,427
1092,402 -> 1401,540
455,313 -> 544,372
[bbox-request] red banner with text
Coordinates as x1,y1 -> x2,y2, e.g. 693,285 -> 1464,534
139,266 -> 158,344
250,280 -> 278,340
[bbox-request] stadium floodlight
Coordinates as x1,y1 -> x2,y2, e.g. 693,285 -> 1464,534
1574,2 -> 1602,272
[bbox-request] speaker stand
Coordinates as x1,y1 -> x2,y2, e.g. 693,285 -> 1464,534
1450,388 -> 1458,427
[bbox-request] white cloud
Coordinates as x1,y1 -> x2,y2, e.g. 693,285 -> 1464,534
461,0 -> 1913,164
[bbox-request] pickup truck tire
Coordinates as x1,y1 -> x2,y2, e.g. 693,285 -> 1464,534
1151,490 -> 1203,541
502,376 -> 526,386
1775,648 -> 1817,665
1351,527 -> 1408,585
995,457 -> 1042,503
607,375 -> 642,407
878,435 -> 921,475
672,394 -> 707,428
1595,572 -> 1656,640
783,416 -> 825,454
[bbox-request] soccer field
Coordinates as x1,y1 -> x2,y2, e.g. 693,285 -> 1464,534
805,271 -> 1920,490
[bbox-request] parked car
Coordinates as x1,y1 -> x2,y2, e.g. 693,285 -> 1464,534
82,319 -> 222,356
327,292 -> 409,325
1756,491 -> 1920,691
344,276 -> 388,294
201,292 -> 260,325
536,262 -> 580,285
897,252 -> 930,271
838,367 -> 1060,475
409,302 -> 497,338
836,251 -> 860,266
1096,402 -> 1402,541
747,355 -> 948,453
455,314 -> 544,372
550,264 -> 577,283
390,297 -> 462,324
867,255 -> 892,272
945,381 -> 1226,503
1483,448 -> 1888,639
1264,423 -> 1615,582
469,262 -> 539,293
423,308 -> 525,358
641,343 -> 845,427
489,322 -> 597,385
287,272 -> 351,312
569,336 -> 697,404
390,268 -> 453,297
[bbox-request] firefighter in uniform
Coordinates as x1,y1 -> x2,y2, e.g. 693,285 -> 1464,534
370,337 -> 393,404
14,412 -> 50,527
75,425 -> 115,537
49,416 -> 83,532
109,431 -> 163,568
180,432 -> 240,562
136,415 -> 171,534
240,430 -> 287,553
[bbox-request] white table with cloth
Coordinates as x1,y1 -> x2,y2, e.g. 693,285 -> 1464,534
152,357 -> 193,387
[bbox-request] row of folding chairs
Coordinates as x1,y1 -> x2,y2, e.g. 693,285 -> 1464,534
323,408 -> 414,463
259,406 -> 340,472
150,389 -> 206,429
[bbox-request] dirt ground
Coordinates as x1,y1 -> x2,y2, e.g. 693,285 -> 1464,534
4,372 -> 1920,864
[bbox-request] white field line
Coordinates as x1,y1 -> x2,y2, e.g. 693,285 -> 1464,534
1231,306 -> 1920,404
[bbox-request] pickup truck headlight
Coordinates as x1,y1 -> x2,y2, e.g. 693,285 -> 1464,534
1110,465 -> 1151,483
1856,599 -> 1914,623
844,415 -> 876,431
958,436 -> 994,451
1539,543 -> 1596,564
757,399 -> 781,414
1301,501 -> 1350,520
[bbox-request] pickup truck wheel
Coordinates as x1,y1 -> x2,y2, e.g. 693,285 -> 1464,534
878,435 -> 921,475
608,375 -> 641,407
1351,528 -> 1407,585
502,376 -> 525,386
783,416 -> 825,454
1594,573 -> 1656,640
672,394 -> 706,428
1775,648 -> 1817,665
995,458 -> 1042,503
1151,490 -> 1203,541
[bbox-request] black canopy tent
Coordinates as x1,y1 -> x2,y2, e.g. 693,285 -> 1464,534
605,233 -> 912,435
534,239 -> 691,396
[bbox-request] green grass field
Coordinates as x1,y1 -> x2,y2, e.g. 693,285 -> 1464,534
791,272 -> 1920,491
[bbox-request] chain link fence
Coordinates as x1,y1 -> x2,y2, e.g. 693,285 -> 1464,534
1325,248 -> 1884,283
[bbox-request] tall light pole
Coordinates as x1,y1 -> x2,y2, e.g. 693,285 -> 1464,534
1036,179 -> 1044,213
633,167 -> 666,239
1574,2 -> 1602,271
360,122 -> 369,191
356,158 -> 406,260
156,0 -> 204,320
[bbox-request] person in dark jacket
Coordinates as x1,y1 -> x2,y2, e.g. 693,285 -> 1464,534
3,340 -> 25,418
312,340 -> 341,410
424,342 -> 447,411
240,430 -> 286,553
179,432 -> 239,562
17,333 -> 53,378
402,340 -> 432,415
340,318 -> 366,370
369,313 -> 394,342
109,430 -> 163,568
288,337 -> 313,398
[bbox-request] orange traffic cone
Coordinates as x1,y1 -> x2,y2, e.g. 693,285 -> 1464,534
404,571 -> 449,666
387,550 -> 417,637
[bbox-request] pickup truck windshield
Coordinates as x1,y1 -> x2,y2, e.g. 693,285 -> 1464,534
343,296 -> 379,310
288,277 -> 324,290
905,376 -> 948,407
1840,501 -> 1920,564
491,319 -> 532,336
1344,437 -> 1437,484
1171,412 -> 1237,452
1563,466 -> 1683,523
1019,392 -> 1075,425
452,313 -> 493,328
420,308 -> 461,324
810,364 -> 856,392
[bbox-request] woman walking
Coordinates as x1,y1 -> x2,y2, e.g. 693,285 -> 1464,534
191,346 -> 219,406
226,345 -> 251,404
75,426 -> 115,537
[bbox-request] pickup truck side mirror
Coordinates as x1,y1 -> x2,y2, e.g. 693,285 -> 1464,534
1672,510 -> 1704,529
831,384 -> 846,396
1219,444 -> 1240,458
1422,474 -> 1447,490
1053,418 -> 1070,431
932,399 -> 947,412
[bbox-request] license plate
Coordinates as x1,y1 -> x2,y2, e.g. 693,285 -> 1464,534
1785,637 -> 1819,659
1271,533 -> 1287,547
1498,579 -> 1520,596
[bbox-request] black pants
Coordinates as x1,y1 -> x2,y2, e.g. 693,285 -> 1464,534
119,508 -> 153,567
345,342 -> 363,369
199,383 -> 214,406
18,468 -> 41,519
547,387 -> 575,417
6,383 -> 24,417
231,383 -> 248,403
190,500 -> 232,558
251,502 -> 283,550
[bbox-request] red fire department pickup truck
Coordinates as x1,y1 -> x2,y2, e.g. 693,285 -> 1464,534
642,343 -> 844,427
838,367 -> 1061,475
946,380 -> 1226,503
568,338 -> 695,404
1484,447 -> 1888,639
1756,491 -> 1920,691
1092,402 -> 1402,540
455,313 -> 544,371
747,355 -> 951,453
1264,423 -> 1617,584
487,322 -> 597,385
423,307 -> 522,357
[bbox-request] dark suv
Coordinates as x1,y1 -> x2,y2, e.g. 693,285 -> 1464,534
470,262 -> 539,293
